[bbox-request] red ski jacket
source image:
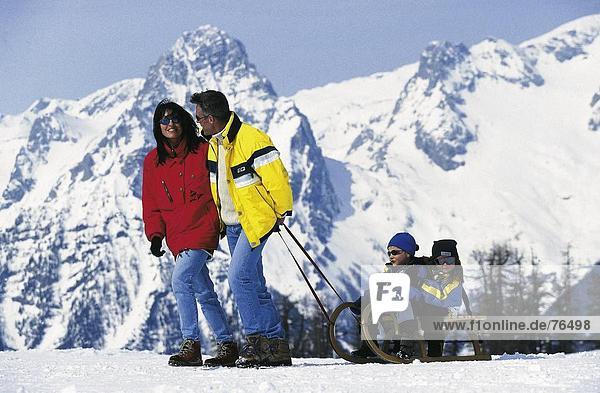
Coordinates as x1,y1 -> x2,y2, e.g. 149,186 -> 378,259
142,140 -> 220,255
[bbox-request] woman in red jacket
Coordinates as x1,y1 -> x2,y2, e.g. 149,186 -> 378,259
142,100 -> 236,367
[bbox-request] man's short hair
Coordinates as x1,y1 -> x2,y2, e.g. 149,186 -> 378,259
190,90 -> 230,121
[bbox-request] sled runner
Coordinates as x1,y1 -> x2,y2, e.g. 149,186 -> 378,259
328,302 -> 491,364
279,225 -> 491,364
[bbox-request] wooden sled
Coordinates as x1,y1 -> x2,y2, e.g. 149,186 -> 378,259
328,302 -> 492,364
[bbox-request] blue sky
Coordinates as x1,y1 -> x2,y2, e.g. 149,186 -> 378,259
1,0 -> 598,114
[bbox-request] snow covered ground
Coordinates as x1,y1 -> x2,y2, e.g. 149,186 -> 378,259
0,350 -> 598,393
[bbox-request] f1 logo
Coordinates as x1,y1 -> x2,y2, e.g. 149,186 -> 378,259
369,273 -> 410,324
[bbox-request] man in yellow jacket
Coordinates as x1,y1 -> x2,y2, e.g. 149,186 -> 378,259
190,90 -> 293,368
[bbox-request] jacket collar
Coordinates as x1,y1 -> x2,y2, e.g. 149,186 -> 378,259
212,112 -> 242,148
162,137 -> 188,162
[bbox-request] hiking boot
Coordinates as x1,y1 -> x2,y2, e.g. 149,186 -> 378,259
204,341 -> 239,367
168,339 -> 202,367
266,337 -> 292,366
351,340 -> 377,358
235,335 -> 270,368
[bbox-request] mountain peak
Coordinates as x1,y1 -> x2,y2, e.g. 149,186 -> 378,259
416,41 -> 471,87
27,98 -> 53,114
170,24 -> 254,80
521,14 -> 600,47
521,14 -> 600,62
25,98 -> 71,116
76,78 -> 144,117
185,24 -> 228,40
470,37 -> 544,87
179,24 -> 244,53
141,24 -> 277,124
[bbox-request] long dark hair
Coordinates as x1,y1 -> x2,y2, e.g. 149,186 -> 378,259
152,99 -> 201,165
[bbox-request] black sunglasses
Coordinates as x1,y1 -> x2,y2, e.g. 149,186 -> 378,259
160,115 -> 181,125
387,249 -> 405,257
435,256 -> 456,265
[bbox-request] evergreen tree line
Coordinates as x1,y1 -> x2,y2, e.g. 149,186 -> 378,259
467,242 -> 600,355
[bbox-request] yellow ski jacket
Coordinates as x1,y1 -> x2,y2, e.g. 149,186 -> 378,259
207,112 -> 293,248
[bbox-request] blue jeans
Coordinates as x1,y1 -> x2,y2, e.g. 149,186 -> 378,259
226,225 -> 285,339
172,249 -> 233,343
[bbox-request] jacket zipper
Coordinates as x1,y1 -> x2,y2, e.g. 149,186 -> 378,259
161,180 -> 174,203
212,141 -> 222,215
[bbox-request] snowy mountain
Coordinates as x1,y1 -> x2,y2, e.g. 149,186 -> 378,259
293,14 -> 600,271
1,15 -> 600,354
0,26 -> 338,353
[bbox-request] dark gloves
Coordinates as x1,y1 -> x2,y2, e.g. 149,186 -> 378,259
150,236 -> 165,257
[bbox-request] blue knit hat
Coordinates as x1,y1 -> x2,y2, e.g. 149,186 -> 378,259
387,232 -> 419,256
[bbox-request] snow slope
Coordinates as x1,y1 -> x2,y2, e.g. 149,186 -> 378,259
0,349 -> 598,393
292,14 -> 600,267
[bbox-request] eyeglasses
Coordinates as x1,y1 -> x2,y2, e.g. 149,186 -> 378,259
160,115 -> 181,125
435,256 -> 456,265
196,114 -> 211,123
387,249 -> 405,257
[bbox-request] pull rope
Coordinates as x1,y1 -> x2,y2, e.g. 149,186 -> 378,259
282,224 -> 344,303
277,232 -> 332,323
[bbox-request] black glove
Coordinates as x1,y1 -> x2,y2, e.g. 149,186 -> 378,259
150,236 -> 165,257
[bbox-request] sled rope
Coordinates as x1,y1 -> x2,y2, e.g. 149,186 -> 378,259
277,231 -> 332,324
282,224 -> 344,302
462,288 -> 473,315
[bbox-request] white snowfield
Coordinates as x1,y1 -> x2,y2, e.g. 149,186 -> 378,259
0,350 -> 598,393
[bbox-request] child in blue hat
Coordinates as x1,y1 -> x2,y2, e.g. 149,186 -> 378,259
350,232 -> 426,358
